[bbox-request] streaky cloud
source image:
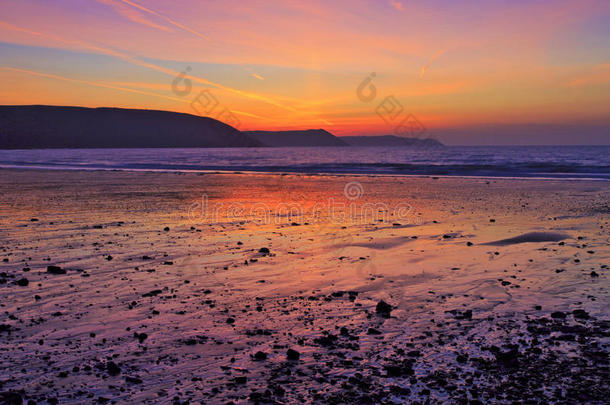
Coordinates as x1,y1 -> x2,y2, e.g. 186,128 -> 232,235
117,0 -> 211,41
96,0 -> 173,32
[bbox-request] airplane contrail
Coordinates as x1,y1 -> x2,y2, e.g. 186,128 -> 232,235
117,0 -> 211,41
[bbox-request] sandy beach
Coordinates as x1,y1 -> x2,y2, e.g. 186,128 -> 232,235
0,169 -> 608,404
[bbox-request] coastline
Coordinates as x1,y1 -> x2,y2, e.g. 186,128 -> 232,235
1,165 -> 609,182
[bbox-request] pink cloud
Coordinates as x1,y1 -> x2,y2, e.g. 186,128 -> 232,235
389,0 -> 404,12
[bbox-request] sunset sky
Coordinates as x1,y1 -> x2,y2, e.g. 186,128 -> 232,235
1,0 -> 609,144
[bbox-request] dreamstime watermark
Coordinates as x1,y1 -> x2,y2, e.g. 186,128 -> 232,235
171,66 -> 241,128
184,181 -> 425,298
187,181 -> 420,227
356,72 -> 431,143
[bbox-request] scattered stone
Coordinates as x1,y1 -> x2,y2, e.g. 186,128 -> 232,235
106,361 -> 120,376
286,349 -> 300,361
0,391 -> 22,405
252,351 -> 267,361
572,309 -> 590,320
47,265 -> 66,275
142,289 -> 162,297
376,300 -> 392,318
125,376 -> 143,384
16,278 -> 29,287
447,309 -> 472,320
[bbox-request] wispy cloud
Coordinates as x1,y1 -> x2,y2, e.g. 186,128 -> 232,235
243,66 -> 265,81
2,66 -> 185,103
567,63 -> 610,87
389,0 -> 404,12
101,81 -> 174,90
231,109 -> 269,120
420,49 -> 446,78
116,0 -> 211,41
0,21 -> 44,37
0,20 -> 291,111
96,0 -> 173,32
3,66 -> 278,123
0,21 -> 335,126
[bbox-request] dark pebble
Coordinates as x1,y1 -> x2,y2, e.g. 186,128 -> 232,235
253,351 -> 268,361
16,278 -> 29,287
46,265 -> 66,275
286,349 -> 300,360
572,309 -> 590,319
125,376 -> 143,384
376,300 -> 393,318
107,361 -> 121,376
0,391 -> 23,405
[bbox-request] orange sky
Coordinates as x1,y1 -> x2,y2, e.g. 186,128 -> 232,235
1,0 -> 609,143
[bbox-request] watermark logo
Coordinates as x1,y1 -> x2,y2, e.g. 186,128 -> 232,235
344,181 -> 364,200
187,181 -> 419,227
171,66 -> 193,96
376,95 -> 404,124
356,73 -> 432,145
356,72 -> 377,102
190,89 -> 219,115
396,113 -> 425,138
171,66 -> 240,129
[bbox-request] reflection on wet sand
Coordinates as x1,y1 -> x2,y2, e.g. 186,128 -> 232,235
0,169 -> 608,404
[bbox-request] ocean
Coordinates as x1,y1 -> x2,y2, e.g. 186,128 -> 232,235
0,145 -> 608,180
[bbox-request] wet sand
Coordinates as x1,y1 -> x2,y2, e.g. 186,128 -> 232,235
0,169 -> 608,404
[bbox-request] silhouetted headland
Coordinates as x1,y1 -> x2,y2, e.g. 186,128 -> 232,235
243,129 -> 349,147
1,106 -> 450,149
0,105 -> 262,148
